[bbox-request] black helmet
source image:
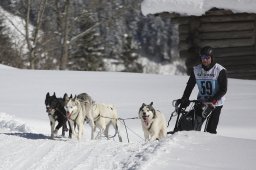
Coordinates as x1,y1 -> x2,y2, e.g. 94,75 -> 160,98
200,46 -> 213,57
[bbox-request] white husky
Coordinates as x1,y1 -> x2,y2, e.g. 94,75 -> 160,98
138,102 -> 167,141
64,93 -> 95,140
91,103 -> 122,142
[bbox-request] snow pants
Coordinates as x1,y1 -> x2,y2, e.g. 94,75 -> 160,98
205,106 -> 223,134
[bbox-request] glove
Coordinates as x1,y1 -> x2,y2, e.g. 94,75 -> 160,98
208,97 -> 217,105
178,98 -> 190,108
212,99 -> 217,105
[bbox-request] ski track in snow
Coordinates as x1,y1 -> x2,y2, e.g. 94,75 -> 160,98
0,112 -> 186,170
1,105 -> 256,170
0,112 -> 199,170
0,112 -> 167,170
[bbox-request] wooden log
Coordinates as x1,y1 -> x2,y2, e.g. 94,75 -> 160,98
180,46 -> 256,57
199,30 -> 254,40
180,46 -> 256,58
200,14 -> 256,23
199,38 -> 254,48
214,46 -> 255,57
227,69 -> 256,78
199,22 -> 254,32
228,72 -> 256,79
172,16 -> 191,25
220,56 -> 256,61
216,55 -> 256,62
222,63 -> 256,69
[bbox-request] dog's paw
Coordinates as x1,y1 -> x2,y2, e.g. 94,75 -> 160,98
71,134 -> 78,139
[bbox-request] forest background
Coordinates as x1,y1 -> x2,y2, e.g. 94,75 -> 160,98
0,0 -> 183,75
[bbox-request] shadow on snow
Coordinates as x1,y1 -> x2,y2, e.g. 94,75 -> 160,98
2,132 -> 50,140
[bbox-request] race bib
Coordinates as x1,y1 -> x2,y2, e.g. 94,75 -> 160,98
193,64 -> 225,105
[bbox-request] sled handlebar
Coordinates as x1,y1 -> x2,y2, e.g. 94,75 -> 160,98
172,99 -> 202,107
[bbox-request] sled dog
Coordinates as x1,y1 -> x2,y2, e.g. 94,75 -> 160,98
45,92 -> 71,138
138,102 -> 167,141
91,103 -> 122,142
64,93 -> 95,140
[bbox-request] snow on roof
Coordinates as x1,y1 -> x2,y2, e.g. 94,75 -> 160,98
141,0 -> 256,16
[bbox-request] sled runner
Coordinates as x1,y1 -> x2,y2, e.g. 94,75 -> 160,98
167,99 -> 215,134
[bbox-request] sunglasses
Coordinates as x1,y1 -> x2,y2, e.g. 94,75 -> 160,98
200,55 -> 211,60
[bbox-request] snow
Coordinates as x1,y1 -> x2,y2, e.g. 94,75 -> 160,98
0,0 -> 256,169
104,57 -> 186,75
141,0 -> 256,16
0,64 -> 256,170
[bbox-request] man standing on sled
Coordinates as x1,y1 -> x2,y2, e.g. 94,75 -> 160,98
179,46 -> 228,134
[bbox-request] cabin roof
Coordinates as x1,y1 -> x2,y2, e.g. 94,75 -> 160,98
141,0 -> 256,16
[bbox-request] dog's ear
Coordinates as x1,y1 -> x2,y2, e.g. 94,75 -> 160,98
53,92 -> 56,98
63,93 -> 68,101
63,93 -> 67,98
139,103 -> 146,112
70,94 -> 73,98
150,102 -> 153,106
46,92 -> 50,97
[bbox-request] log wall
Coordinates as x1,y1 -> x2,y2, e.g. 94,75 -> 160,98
171,10 -> 256,80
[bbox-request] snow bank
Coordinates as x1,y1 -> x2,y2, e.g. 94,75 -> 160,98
0,113 -> 31,133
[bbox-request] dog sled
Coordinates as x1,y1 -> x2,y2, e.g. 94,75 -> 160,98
167,99 -> 215,134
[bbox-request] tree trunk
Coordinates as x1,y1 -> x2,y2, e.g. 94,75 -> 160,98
60,0 -> 70,70
25,0 -> 47,69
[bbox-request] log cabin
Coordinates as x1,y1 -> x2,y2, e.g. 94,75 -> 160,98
156,8 -> 256,79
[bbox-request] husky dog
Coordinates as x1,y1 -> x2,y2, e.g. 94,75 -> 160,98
139,102 -> 167,141
91,103 -> 122,142
64,93 -> 95,140
45,92 -> 71,138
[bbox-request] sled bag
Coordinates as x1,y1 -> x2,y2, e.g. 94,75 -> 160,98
177,109 -> 204,131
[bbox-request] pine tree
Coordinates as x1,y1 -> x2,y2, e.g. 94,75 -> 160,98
0,18 -> 21,67
69,12 -> 104,71
120,34 -> 142,72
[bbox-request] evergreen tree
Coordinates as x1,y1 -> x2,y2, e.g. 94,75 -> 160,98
0,18 -> 21,67
69,11 -> 104,71
120,34 -> 142,72
0,0 -> 178,73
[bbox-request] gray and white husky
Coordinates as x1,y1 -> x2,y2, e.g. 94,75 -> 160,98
64,93 -> 95,140
139,102 -> 167,141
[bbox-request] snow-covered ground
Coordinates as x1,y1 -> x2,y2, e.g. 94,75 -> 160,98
0,64 -> 256,170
